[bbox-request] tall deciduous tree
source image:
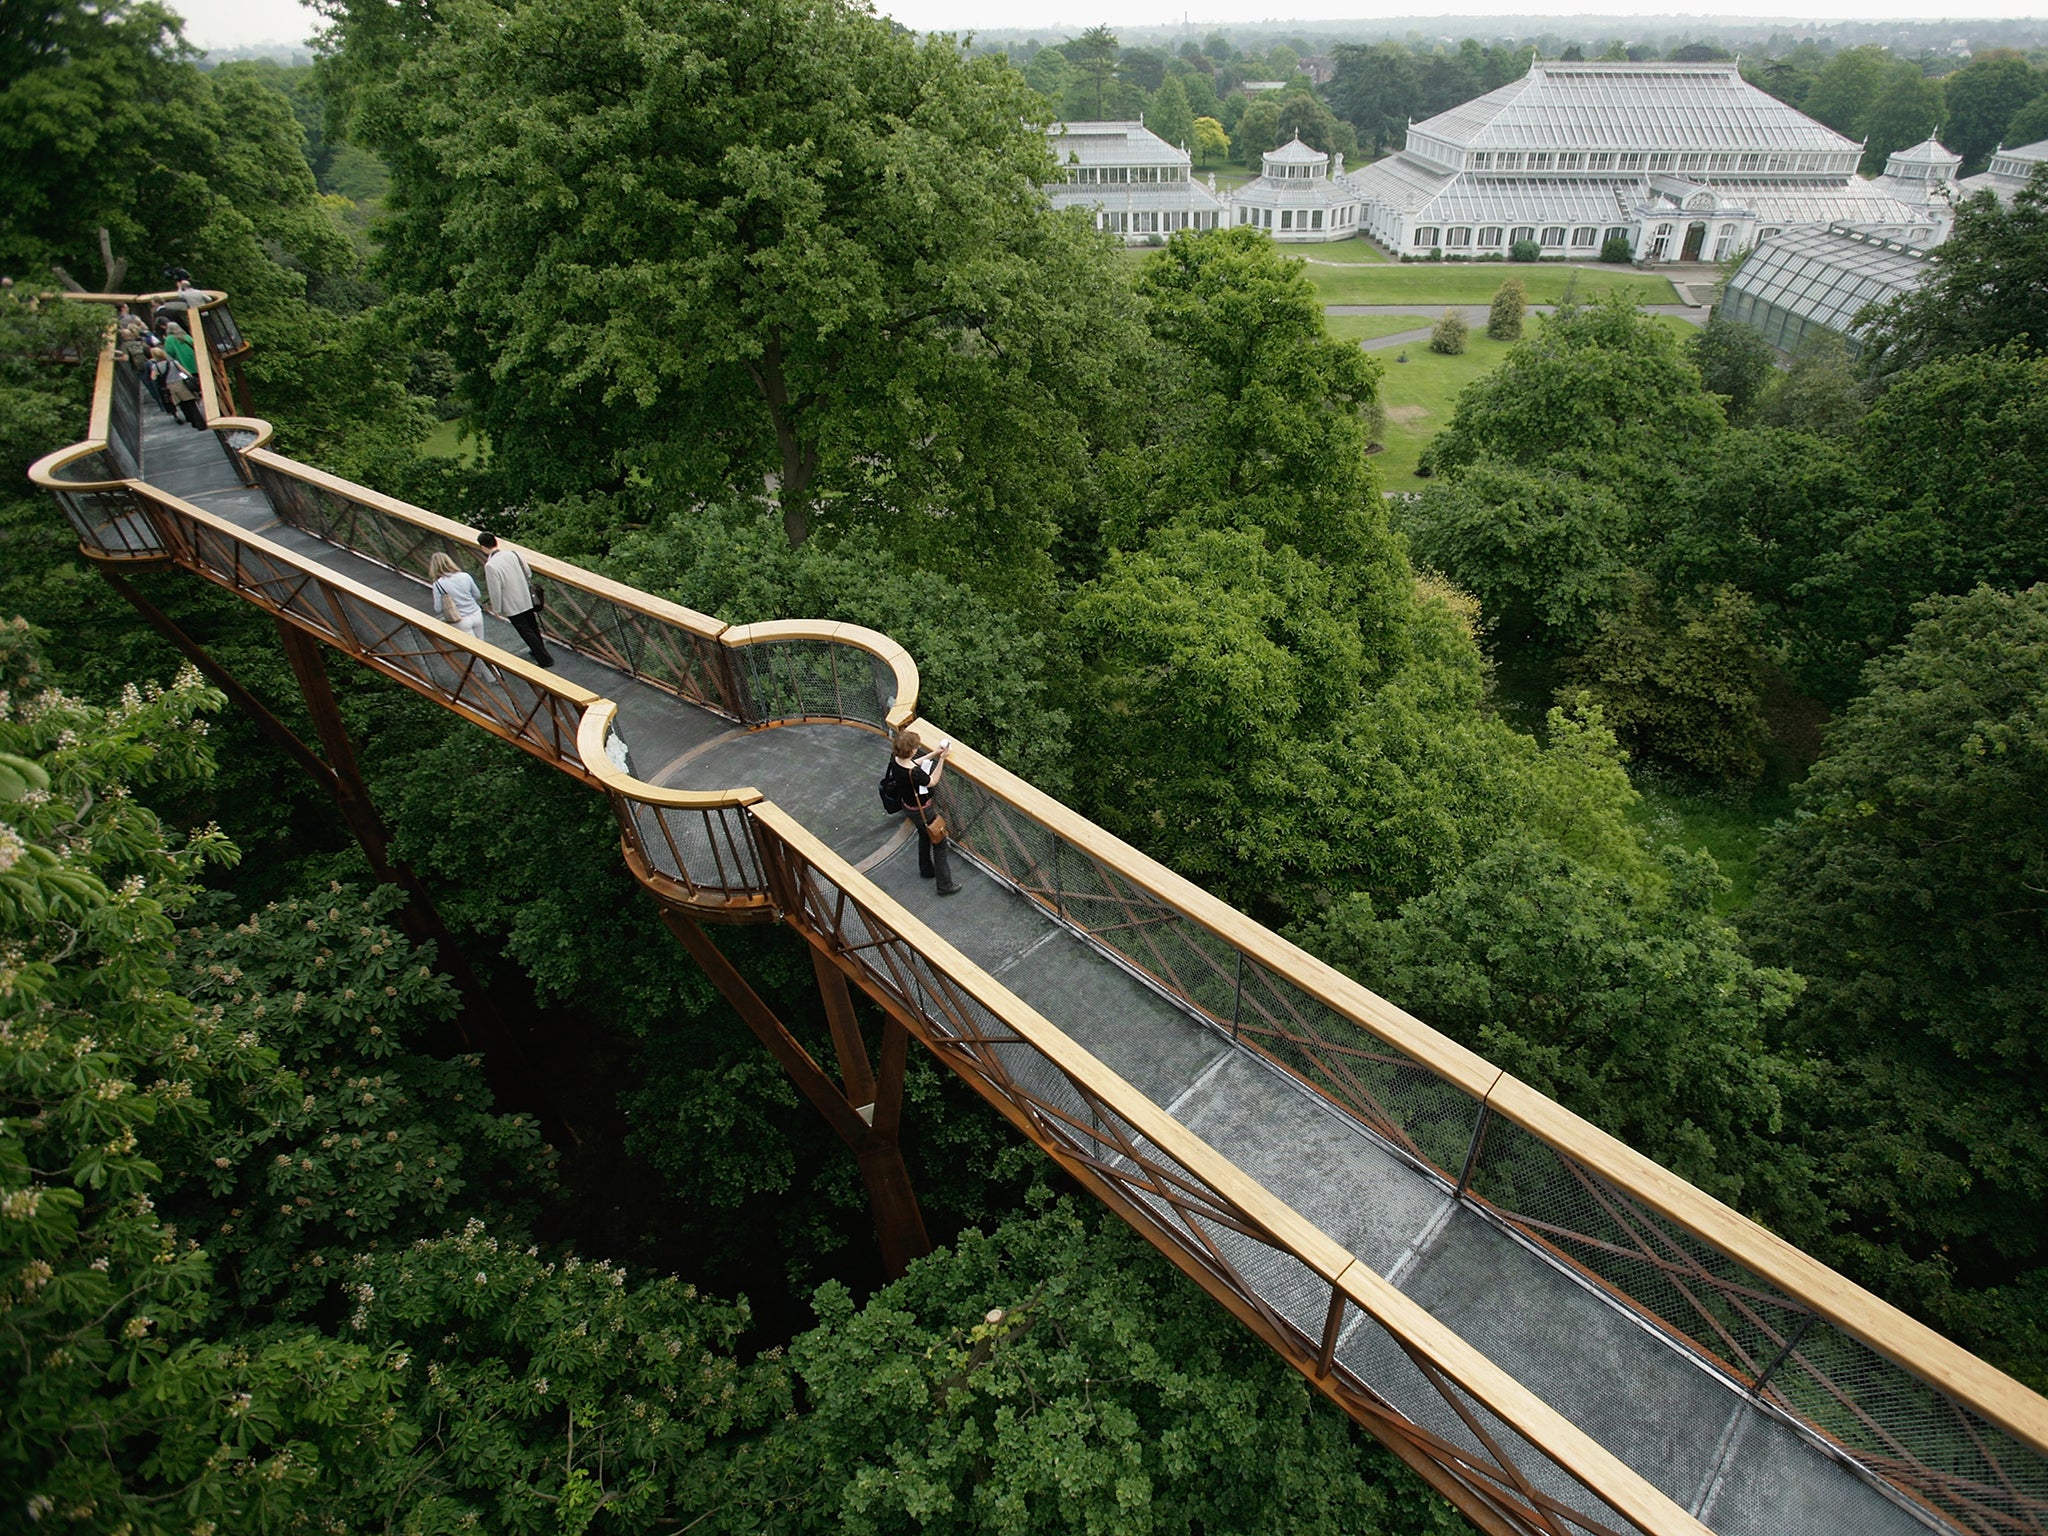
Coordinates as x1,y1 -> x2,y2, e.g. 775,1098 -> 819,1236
1747,585 -> 2048,1286
1941,50 -> 2046,168
1146,74 -> 1194,150
1860,168 -> 2048,372
340,0 -> 1142,597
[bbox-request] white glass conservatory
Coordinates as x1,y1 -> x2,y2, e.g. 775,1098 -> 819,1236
1719,224 -> 1931,355
1046,122 -> 1225,244
1224,138 -> 1363,242
1956,139 -> 2048,206
1342,62 -> 1947,262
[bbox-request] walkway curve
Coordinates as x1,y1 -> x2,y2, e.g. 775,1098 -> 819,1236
29,294 -> 2048,1536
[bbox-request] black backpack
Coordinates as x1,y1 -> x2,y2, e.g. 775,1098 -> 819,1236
878,759 -> 910,814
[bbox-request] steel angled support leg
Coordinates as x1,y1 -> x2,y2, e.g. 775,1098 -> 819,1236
665,910 -> 931,1276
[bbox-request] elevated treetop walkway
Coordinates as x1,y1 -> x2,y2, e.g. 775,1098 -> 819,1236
29,291 -> 2048,1536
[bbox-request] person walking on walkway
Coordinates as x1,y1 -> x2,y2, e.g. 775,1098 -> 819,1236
151,346 -> 206,430
427,551 -> 487,641
160,320 -> 198,377
477,532 -> 554,667
884,727 -> 959,895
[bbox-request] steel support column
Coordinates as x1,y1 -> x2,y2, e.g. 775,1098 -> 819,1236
663,910 -> 931,1276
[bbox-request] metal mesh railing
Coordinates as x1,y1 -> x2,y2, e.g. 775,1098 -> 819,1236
937,769 -> 1485,1181
246,457 -> 739,718
935,762 -> 2048,1535
106,356 -> 142,479
727,636 -> 899,729
754,814 -> 1652,1536
134,489 -> 587,771
1466,1116 -> 2048,1536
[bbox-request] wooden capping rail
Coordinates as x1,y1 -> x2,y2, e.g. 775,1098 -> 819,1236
745,798 -> 1711,1536
239,449 -> 735,647
28,340 -> 123,492
931,732 -> 2048,1458
719,619 -> 919,733
574,699 -> 762,810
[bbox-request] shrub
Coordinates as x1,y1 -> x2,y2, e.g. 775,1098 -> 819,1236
1600,232 -> 1634,263
1487,277 -> 1525,341
1509,238 -> 1541,262
1429,307 -> 1468,355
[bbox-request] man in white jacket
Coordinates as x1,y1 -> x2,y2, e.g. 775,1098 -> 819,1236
476,533 -> 555,668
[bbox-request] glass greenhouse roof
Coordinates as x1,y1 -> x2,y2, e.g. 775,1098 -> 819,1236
1417,178 -> 1635,224
1050,122 -> 1189,168
1724,226 -> 1930,336
1343,155 -> 1456,213
1414,62 -> 1861,156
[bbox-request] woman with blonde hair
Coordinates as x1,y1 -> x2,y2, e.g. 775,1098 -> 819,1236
426,551 -> 486,641
882,726 -> 959,895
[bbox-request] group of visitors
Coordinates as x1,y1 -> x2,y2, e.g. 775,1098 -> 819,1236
425,534 -> 555,668
115,279 -> 210,432
426,532 -> 964,899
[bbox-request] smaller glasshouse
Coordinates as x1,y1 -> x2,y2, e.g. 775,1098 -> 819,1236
1045,121 -> 1226,243
1224,138 -> 1364,241
1718,224 -> 1931,355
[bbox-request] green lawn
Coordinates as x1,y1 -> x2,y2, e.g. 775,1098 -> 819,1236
1310,262 -> 1679,307
1325,313 -> 1432,345
1371,315 -> 1696,489
1299,240 -> 1394,265
420,418 -> 487,465
1631,786 -> 1791,914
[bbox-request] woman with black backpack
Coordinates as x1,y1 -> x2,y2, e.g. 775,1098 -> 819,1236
882,728 -> 959,895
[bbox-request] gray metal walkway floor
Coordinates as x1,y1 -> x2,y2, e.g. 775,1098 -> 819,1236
138,406 -> 1936,1535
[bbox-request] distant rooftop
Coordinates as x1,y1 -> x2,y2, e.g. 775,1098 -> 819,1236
1411,60 -> 1861,157
1048,121 -> 1189,167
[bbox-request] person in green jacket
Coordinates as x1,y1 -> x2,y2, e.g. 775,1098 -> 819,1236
160,321 -> 197,375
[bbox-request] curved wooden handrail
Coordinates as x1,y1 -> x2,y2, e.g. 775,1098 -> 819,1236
575,700 -> 762,810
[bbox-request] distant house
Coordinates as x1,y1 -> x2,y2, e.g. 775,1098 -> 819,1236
1956,139 -> 2048,206
1046,122 -> 1225,243
1297,55 -> 1337,86
1224,138 -> 1363,242
1718,225 -> 1932,356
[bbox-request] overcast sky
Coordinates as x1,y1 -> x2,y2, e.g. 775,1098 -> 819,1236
171,0 -> 2043,50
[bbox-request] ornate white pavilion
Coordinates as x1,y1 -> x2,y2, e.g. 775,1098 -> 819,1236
1045,122 -> 1225,243
1224,138 -> 1364,242
1341,61 -> 1948,262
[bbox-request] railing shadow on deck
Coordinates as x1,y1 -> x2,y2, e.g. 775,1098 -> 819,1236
28,297 -> 2048,1536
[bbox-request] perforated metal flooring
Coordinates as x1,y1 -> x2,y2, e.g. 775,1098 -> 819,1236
136,407 -> 1940,1535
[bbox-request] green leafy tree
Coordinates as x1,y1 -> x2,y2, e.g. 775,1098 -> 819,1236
1129,228 -> 1397,605
1486,277 -> 1524,340
2003,91 -> 2048,150
166,883 -> 559,1320
1799,45 -> 1896,137
1688,314 -> 1776,424
344,0 -> 1142,597
1564,583 -> 1772,785
1327,43 -> 1421,156
1940,50 -> 2046,168
1145,74 -> 1194,150
1599,231 -> 1633,262
1747,586 -> 2048,1294
754,1201 -> 1467,1536
1757,333 -> 1867,435
1422,295 -> 1725,501
1234,96 -> 1282,161
1270,88 -> 1348,156
1428,306 -> 1467,355
1860,167 -> 2048,373
1857,63 -> 1946,176
1023,44 -> 1068,103
0,622 -> 407,1526
1398,464 -> 1632,651
334,1220 -> 786,1531
1181,69 -> 1219,121
1191,115 -> 1230,166
1300,837 -> 1809,1217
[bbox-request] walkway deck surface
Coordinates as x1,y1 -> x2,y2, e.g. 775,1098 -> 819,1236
140,405 -> 1936,1535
